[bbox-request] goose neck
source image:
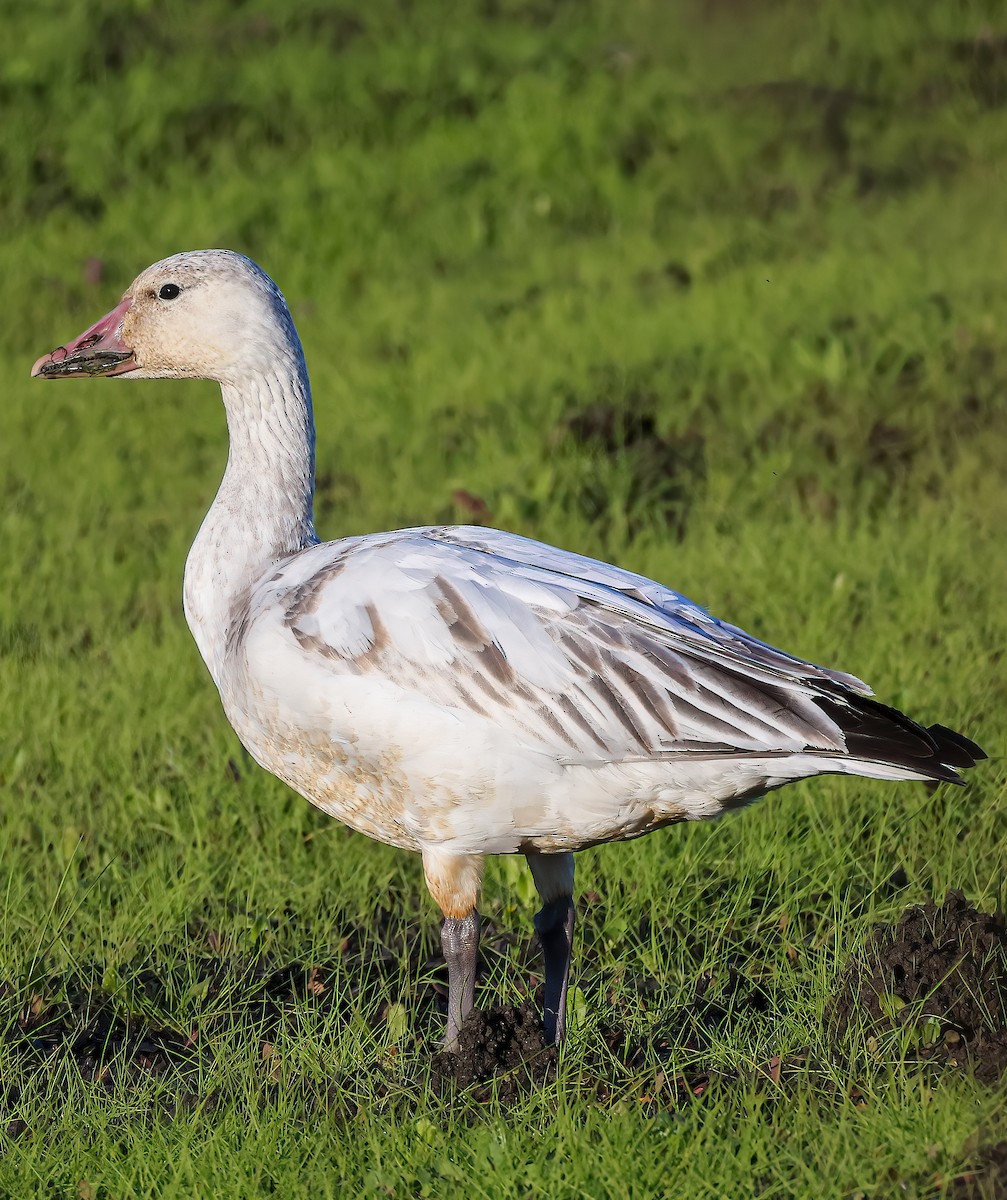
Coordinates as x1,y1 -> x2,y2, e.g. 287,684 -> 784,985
183,360 -> 318,681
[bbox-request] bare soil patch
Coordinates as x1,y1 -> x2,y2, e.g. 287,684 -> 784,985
431,1002 -> 557,1100
827,891 -> 1007,1084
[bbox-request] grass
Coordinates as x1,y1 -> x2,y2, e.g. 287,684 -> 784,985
1,0 -> 1007,1194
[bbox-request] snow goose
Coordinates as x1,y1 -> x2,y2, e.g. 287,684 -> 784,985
32,250 -> 985,1047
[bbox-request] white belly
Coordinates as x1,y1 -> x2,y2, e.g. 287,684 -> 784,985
218,666 -> 816,859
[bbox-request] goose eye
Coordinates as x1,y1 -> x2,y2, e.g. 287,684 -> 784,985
158,283 -> 181,300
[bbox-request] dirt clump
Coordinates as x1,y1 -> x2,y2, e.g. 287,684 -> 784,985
431,1001 -> 557,1100
826,891 -> 1007,1084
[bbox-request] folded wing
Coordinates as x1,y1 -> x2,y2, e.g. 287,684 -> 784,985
250,526 -> 982,782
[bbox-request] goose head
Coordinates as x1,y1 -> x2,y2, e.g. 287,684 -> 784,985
32,250 -> 302,386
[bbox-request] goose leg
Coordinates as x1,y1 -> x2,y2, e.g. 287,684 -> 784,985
441,909 -> 481,1048
527,852 -> 576,1044
422,847 -> 485,1050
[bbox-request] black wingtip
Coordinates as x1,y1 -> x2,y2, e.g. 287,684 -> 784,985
926,722 -> 987,769
816,693 -> 985,785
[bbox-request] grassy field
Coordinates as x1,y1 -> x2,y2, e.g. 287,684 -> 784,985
2,0 -> 1007,1194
